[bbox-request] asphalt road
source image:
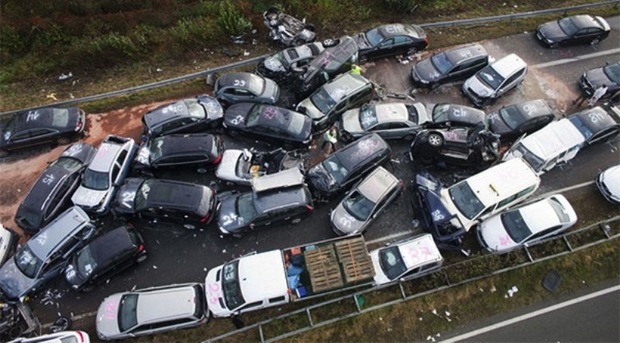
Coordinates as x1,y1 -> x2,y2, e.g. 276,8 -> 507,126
20,14 -> 620,338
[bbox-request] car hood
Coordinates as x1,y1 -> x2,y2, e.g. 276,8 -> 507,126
262,56 -> 286,73
353,33 -> 371,50
369,249 -> 392,286
307,162 -> 337,194
217,194 -> 247,233
463,76 -> 493,98
340,109 -> 363,134
537,21 -> 567,41
0,258 -> 35,300
96,293 -> 123,339
262,78 -> 281,103
215,149 -> 246,184
112,178 -> 143,215
297,98 -> 325,121
331,203 -> 365,235
478,218 -> 517,252
72,186 -> 108,209
487,111 -> 511,135
205,266 -> 231,317
601,165 -> 620,198
224,103 -> 253,129
584,67 -> 611,90
412,58 -> 440,82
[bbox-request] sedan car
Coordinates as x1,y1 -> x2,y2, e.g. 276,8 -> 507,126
223,103 -> 312,148
596,164 -> 620,203
579,61 -> 620,98
487,99 -> 558,140
477,195 -> 577,253
215,148 -> 303,186
214,72 -> 280,106
426,103 -> 486,128
133,133 -> 223,176
338,102 -> 429,142
15,142 -> 96,234
96,283 -> 208,340
330,166 -> 402,236
0,107 -> 86,157
411,43 -> 491,89
536,14 -> 610,48
307,133 -> 392,199
354,23 -> 427,64
71,135 -> 137,215
256,42 -> 325,82
141,95 -> 223,138
113,177 -> 217,230
65,225 -> 146,291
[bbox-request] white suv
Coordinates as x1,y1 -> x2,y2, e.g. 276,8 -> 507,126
462,53 -> 527,107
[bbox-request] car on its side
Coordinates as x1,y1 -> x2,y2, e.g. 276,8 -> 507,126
596,164 -> 620,204
95,283 -> 208,340
307,133 -> 392,200
223,103 -> 312,149
256,42 -> 325,82
462,53 -> 527,107
113,178 -> 217,230
411,43 -> 491,89
579,61 -> 620,98
477,195 -> 577,253
71,135 -> 137,215
487,99 -> 558,140
15,143 -> 96,234
64,225 -> 146,291
369,233 -> 443,286
297,72 -> 375,131
0,206 -> 95,301
536,14 -> 610,48
214,72 -> 280,106
425,103 -> 486,128
354,23 -> 427,64
133,133 -> 223,176
330,166 -> 403,236
338,102 -> 429,142
0,107 -> 86,157
0,223 -> 16,267
215,148 -> 303,186
141,95 -> 224,138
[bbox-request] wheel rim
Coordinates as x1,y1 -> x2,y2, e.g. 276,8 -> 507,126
591,39 -> 599,45
428,134 -> 442,146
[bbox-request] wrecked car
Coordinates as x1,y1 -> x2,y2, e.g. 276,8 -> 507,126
256,42 -> 325,83
263,7 -> 317,47
215,147 -> 304,186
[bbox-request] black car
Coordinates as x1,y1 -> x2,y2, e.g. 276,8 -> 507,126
568,104 -> 620,145
579,61 -> 620,98
256,42 -> 325,82
15,142 -> 96,234
216,168 -> 314,236
133,133 -> 223,176
142,95 -> 223,138
411,44 -> 490,89
0,107 -> 86,157
487,99 -> 558,140
354,23 -> 427,64
426,103 -> 486,128
307,133 -> 392,199
64,225 -> 146,291
223,103 -> 313,149
536,14 -> 610,48
113,177 -> 217,230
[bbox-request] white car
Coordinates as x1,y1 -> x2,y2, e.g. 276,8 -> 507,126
596,164 -> 620,203
0,223 -> 16,266
369,233 -> 443,286
477,194 -> 577,253
215,148 -> 303,186
8,330 -> 90,343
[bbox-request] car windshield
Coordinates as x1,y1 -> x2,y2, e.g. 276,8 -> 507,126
236,192 -> 259,223
185,99 -> 206,118
558,17 -> 578,36
343,190 -> 375,221
149,138 -> 165,161
322,155 -> 348,184
118,294 -> 139,333
15,245 -> 43,279
51,108 -> 70,127
359,106 -> 378,130
501,210 -> 531,243
364,28 -> 384,47
449,182 -> 485,220
431,52 -> 454,74
603,63 -> 620,84
310,88 -> 336,114
431,104 -> 451,123
82,169 -> 109,190
75,246 -> 97,279
513,143 -> 544,172
498,106 -> 522,129
134,180 -> 152,212
378,246 -> 407,281
477,65 -> 504,89
222,260 -> 245,310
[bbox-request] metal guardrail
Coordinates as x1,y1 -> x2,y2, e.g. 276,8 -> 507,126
203,215 -> 620,342
1,0 -> 619,117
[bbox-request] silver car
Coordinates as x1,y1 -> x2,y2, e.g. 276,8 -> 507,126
215,148 -> 303,186
330,166 -> 403,235
71,135 -> 137,215
462,53 -> 527,107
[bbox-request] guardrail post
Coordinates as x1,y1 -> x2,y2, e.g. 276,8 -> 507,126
259,324 -> 265,342
306,308 -> 314,327
600,223 -> 612,239
399,282 -> 407,299
524,246 -> 534,262
563,236 -> 574,251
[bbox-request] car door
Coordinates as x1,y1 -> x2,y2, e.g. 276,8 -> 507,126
498,69 -> 525,96
573,27 -> 598,44
587,127 -> 620,145
28,128 -> 59,147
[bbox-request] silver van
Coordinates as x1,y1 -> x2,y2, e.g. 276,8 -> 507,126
462,53 -> 527,107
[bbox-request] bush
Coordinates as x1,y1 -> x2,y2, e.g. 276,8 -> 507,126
383,0 -> 422,12
67,32 -> 139,68
215,0 -> 252,37
169,16 -> 221,48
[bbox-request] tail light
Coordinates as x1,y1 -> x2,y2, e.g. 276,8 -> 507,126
212,154 -> 222,165
138,244 -> 144,252
76,330 -> 86,342
424,38 -> 428,45
399,180 -> 404,189
200,213 -> 211,223
306,205 -> 314,212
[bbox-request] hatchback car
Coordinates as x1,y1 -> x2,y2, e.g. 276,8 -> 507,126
71,135 -> 137,215
477,195 -> 577,253
64,225 -> 146,291
217,168 -> 313,236
307,133 -> 392,199
579,61 -> 620,98
215,148 -> 303,186
133,133 -> 223,176
256,42 -> 325,82
369,233 -> 443,286
0,107 -> 86,157
297,72 -> 375,131
330,166 -> 402,236
536,14 -> 610,48
487,99 -> 558,140
0,206 -> 95,301
141,95 -> 224,138
214,72 -> 280,106
411,44 -> 491,89
95,282 -> 208,340
462,53 -> 528,107
354,23 -> 427,64
338,102 -> 429,142
223,103 -> 313,148
15,142 -> 96,234
596,164 -> 620,203
113,177 -> 217,230
425,103 -> 486,128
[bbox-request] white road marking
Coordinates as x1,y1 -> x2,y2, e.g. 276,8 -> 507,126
533,47 -> 620,69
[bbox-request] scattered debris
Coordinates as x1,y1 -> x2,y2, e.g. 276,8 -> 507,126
505,285 -> 519,298
46,93 -> 57,101
222,249 -> 227,253
153,265 -> 158,269
58,72 -> 73,81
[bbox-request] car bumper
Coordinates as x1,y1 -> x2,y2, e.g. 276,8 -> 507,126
461,85 -> 488,107
596,173 -> 620,204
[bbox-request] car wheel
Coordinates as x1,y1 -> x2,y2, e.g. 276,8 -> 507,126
305,23 -> 316,32
419,154 -> 435,165
406,47 -> 418,56
427,132 -> 443,147
323,38 -> 339,47
57,137 -> 70,145
590,38 -> 600,45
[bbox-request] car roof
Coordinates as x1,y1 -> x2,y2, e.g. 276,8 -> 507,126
444,44 -> 488,64
29,207 -> 90,258
238,250 -> 288,303
252,167 -> 305,193
490,53 -> 526,77
85,226 -> 137,265
217,72 -> 264,93
8,108 -> 77,131
145,179 -> 211,212
19,162 -> 75,212
569,106 -> 619,137
337,133 -> 390,171
323,73 -> 370,101
306,36 -> 358,73
144,99 -> 195,126
89,138 -> 127,172
517,195 -> 572,234
254,185 -> 311,212
508,99 -> 554,118
396,234 -> 443,269
520,119 -> 586,159
373,103 -> 410,122
284,42 -> 324,62
374,23 -> 424,39
136,284 -> 198,324
571,14 -> 604,30
154,134 -> 216,156
357,166 -> 399,203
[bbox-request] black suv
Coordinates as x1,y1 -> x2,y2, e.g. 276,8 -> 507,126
113,177 -> 217,230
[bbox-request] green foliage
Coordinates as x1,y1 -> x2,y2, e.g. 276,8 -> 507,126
67,32 -> 139,68
169,16 -> 220,48
215,0 -> 252,37
383,0 -> 421,12
0,26 -> 26,60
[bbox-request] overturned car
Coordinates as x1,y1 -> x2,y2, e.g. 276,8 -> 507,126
215,148 -> 304,186
263,7 -> 317,47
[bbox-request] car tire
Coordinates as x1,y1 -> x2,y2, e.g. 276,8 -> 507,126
57,137 -> 70,145
406,47 -> 418,56
419,154 -> 435,165
427,132 -> 443,147
323,38 -> 339,47
305,24 -> 315,32
590,38 -> 600,45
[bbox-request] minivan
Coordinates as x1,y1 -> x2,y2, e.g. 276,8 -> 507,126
462,53 -> 527,107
